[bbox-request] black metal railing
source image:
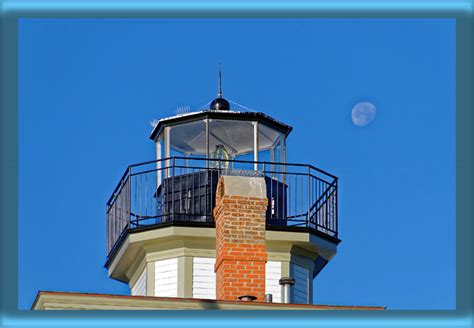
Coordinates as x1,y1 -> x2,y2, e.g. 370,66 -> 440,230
106,157 -> 338,256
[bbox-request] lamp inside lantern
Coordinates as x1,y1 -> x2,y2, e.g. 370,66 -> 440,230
211,144 -> 230,169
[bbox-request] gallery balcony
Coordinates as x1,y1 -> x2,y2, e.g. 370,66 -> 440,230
106,157 -> 339,259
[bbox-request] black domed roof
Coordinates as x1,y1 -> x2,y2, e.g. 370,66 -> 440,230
210,97 -> 230,111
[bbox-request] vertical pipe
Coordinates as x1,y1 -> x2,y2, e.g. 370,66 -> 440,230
265,294 -> 273,303
279,277 -> 295,304
253,121 -> 259,171
283,285 -> 291,304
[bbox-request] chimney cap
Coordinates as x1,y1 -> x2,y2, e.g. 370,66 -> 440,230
279,277 -> 296,286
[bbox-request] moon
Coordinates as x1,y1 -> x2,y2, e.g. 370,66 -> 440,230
351,102 -> 376,127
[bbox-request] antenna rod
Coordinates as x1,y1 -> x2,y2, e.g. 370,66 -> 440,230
218,63 -> 222,97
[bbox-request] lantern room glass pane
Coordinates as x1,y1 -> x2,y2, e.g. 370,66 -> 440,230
166,117 -> 284,160
208,119 -> 255,156
258,123 -> 281,152
169,120 -> 207,154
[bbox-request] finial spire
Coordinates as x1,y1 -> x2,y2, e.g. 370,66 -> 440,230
210,63 -> 230,111
218,63 -> 222,98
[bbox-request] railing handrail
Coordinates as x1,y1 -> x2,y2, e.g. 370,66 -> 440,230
107,157 -> 337,207
128,156 -> 337,178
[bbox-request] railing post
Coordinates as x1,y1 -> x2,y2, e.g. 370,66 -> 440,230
128,166 -> 132,229
335,178 -> 338,238
172,157 -> 175,223
307,165 -> 311,228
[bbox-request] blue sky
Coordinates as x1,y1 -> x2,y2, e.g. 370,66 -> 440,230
19,18 -> 455,310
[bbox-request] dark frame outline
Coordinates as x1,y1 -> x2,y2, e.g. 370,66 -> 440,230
1,2 -> 471,328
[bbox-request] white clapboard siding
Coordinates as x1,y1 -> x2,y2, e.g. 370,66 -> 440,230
192,257 -> 216,299
265,261 -> 282,303
291,263 -> 310,304
130,267 -> 147,296
155,258 -> 178,297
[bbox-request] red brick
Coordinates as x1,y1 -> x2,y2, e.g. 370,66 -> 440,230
214,177 -> 268,301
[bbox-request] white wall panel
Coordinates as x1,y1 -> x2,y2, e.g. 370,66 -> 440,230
155,258 -> 178,297
192,257 -> 216,299
265,261 -> 282,303
130,267 -> 147,296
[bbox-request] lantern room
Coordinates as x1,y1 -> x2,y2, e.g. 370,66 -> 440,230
146,98 -> 294,227
149,104 -> 292,170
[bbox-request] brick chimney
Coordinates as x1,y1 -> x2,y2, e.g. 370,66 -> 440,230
213,175 -> 268,301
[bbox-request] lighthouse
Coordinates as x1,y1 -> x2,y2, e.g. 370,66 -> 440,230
104,68 -> 340,304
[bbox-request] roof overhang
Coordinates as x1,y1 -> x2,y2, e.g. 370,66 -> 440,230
105,225 -> 340,283
32,291 -> 386,310
149,110 -> 293,142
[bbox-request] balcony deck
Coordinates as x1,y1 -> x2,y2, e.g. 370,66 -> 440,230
106,157 -> 339,259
